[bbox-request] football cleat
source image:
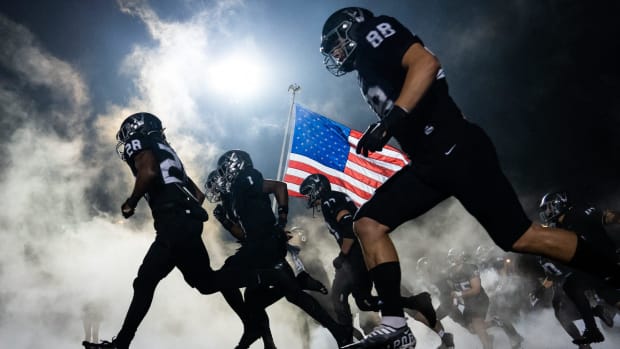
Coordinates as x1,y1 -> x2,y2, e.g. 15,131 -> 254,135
594,304 -> 616,328
437,332 -> 455,349
82,340 -> 125,349
572,328 -> 604,345
510,333 -> 524,349
341,324 -> 416,349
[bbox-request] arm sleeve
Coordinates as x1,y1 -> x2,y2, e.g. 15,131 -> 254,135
337,213 -> 356,240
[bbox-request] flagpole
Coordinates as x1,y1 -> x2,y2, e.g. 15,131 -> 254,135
276,83 -> 300,181
273,83 -> 300,211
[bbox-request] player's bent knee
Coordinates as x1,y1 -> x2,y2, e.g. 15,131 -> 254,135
353,217 -> 389,241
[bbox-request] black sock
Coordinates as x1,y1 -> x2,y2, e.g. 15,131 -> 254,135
370,262 -> 404,318
567,237 -> 620,281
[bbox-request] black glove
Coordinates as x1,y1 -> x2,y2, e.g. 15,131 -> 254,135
332,252 -> 347,269
213,204 -> 233,230
356,105 -> 408,157
121,196 -> 139,219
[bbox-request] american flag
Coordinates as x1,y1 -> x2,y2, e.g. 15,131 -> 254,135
283,104 -> 409,206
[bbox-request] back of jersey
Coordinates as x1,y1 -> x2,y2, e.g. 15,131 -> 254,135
229,167 -> 276,240
124,134 -> 197,214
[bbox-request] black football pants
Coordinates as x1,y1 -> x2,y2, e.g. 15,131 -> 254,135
115,212 -> 245,347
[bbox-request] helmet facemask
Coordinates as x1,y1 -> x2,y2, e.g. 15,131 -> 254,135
321,20 -> 358,76
204,171 -> 226,203
300,174 -> 331,210
300,181 -> 322,209
217,151 -> 251,193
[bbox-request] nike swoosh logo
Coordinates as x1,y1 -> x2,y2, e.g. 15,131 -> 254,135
445,144 -> 456,155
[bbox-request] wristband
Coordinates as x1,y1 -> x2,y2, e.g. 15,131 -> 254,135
383,105 -> 408,130
454,291 -> 463,297
277,205 -> 289,215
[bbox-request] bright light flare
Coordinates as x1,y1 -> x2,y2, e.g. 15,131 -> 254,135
207,53 -> 264,100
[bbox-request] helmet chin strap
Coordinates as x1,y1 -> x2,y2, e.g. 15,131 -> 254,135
311,201 -> 322,218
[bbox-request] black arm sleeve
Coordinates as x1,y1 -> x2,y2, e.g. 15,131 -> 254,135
338,213 -> 356,240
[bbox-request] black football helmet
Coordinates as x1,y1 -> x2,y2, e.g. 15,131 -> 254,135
320,7 -> 374,76
204,170 -> 226,203
217,150 -> 253,192
416,256 -> 430,273
539,191 -> 570,226
447,248 -> 466,267
116,112 -> 165,161
474,245 -> 492,264
299,173 -> 332,208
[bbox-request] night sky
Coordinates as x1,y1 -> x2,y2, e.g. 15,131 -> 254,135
1,1 -> 619,348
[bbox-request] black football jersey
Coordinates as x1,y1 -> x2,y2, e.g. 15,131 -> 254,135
445,263 -> 487,298
229,167 -> 275,239
320,191 -> 358,246
354,15 -> 464,156
123,134 -> 198,212
560,204 -> 618,257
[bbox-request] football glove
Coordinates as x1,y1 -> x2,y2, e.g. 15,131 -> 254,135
356,105 -> 407,157
121,196 -> 139,218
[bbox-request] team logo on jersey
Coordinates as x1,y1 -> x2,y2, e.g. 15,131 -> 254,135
424,125 -> 434,135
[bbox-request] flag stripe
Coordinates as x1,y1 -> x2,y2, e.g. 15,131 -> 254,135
286,156 -> 376,201
288,155 -> 388,193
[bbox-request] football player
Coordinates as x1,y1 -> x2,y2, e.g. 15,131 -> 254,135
537,191 -> 620,344
205,170 -> 278,349
209,150 -> 353,348
320,7 -> 620,348
300,173 -> 455,349
82,113 -> 247,349
438,249 -> 523,349
205,170 -> 329,349
532,256 -> 609,347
